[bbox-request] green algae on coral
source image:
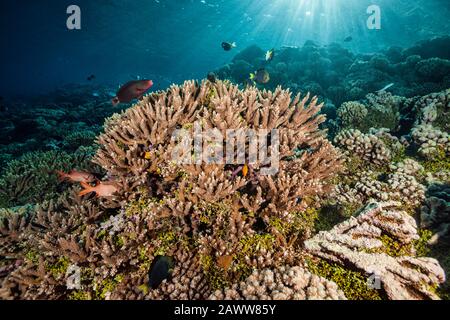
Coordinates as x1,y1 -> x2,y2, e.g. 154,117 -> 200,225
306,259 -> 384,300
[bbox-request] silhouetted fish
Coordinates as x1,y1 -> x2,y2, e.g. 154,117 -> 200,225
148,256 -> 174,289
207,72 -> 217,83
87,74 -> 96,81
221,41 -> 236,51
344,36 -> 353,42
250,68 -> 270,84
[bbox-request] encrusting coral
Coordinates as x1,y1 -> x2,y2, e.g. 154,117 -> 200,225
304,201 -> 446,300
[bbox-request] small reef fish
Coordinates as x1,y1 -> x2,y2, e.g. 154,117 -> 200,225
221,41 -> 236,51
242,164 -> 249,177
56,170 -> 97,183
144,151 -> 152,160
265,49 -> 275,62
148,256 -> 174,289
207,72 -> 217,83
378,83 -> 395,92
87,74 -> 96,81
92,92 -> 100,97
250,68 -> 270,84
79,181 -> 119,197
111,79 -> 153,106
217,255 -> 233,270
344,36 -> 353,42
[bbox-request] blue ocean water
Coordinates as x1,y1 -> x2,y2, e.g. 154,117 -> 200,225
1,0 -> 449,97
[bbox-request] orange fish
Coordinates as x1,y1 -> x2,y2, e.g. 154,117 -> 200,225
111,80 -> 153,106
79,181 -> 119,198
242,164 -> 249,177
56,170 -> 96,183
217,255 -> 233,270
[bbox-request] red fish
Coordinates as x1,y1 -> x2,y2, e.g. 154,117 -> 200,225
56,170 -> 96,183
111,80 -> 153,106
79,181 -> 119,198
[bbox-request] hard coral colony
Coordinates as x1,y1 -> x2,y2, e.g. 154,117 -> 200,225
1,41 -> 450,301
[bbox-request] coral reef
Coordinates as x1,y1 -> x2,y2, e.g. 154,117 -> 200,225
0,147 -> 101,208
0,80 -> 344,300
215,37 -> 450,107
209,265 -> 346,300
0,84 -> 128,170
420,183 -> 450,245
1,37 -> 450,300
334,129 -> 391,166
304,201 -> 446,300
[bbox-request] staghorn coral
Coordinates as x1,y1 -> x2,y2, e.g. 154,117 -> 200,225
147,249 -> 210,300
304,201 -> 446,300
0,147 -> 101,208
93,80 -> 342,246
208,265 -> 346,300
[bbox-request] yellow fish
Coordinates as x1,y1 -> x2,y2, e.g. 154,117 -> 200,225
242,164 -> 249,177
217,255 -> 233,270
144,151 -> 151,159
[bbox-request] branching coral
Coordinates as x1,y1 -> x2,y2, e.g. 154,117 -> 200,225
411,124 -> 450,159
0,147 -> 101,208
1,80 -> 343,300
334,129 -> 391,166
